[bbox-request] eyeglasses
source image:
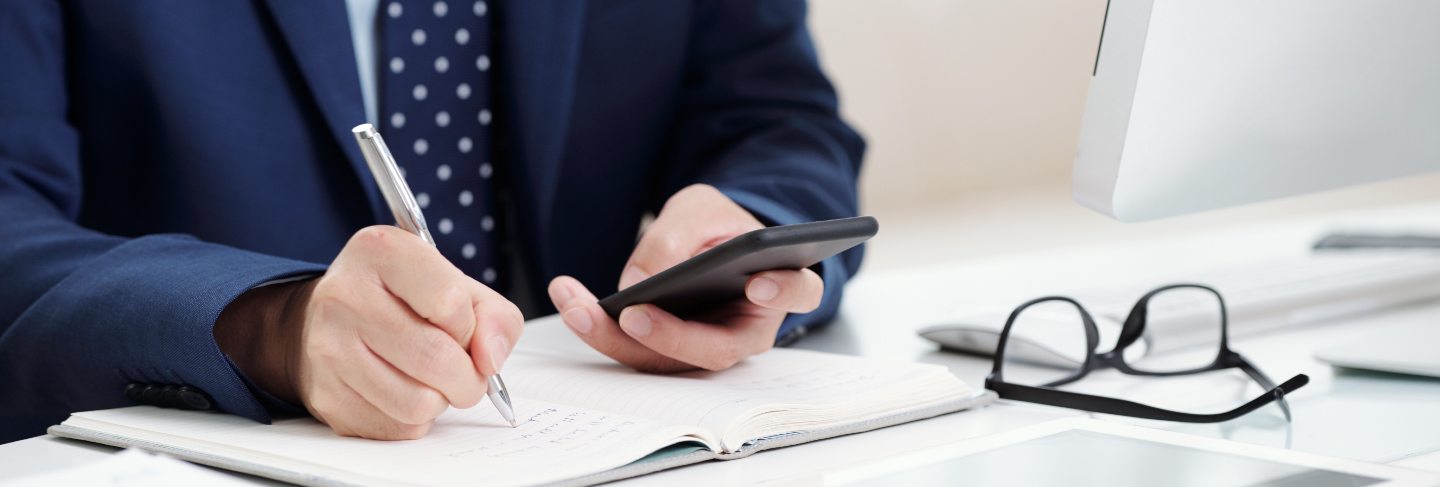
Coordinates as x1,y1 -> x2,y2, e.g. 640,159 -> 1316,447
985,284 -> 1309,423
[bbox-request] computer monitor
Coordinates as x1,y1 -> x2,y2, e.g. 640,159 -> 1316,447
1073,0 -> 1440,222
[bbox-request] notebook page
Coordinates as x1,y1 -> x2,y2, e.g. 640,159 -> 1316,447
67,399 -> 707,487
505,346 -> 970,452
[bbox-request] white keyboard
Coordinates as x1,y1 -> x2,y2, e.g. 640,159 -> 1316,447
920,252 -> 1440,361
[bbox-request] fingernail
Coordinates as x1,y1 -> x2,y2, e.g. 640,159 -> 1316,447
620,308 -> 652,337
619,266 -> 650,289
563,307 -> 594,336
749,277 -> 780,302
550,280 -> 574,304
487,335 -> 511,373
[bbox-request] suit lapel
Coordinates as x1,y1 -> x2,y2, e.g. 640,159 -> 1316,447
502,0 -> 588,251
260,0 -> 385,222
259,0 -> 588,272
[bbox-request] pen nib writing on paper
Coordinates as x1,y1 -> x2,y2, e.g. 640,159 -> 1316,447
489,375 -> 517,427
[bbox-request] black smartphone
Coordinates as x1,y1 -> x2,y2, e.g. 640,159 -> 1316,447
598,216 -> 879,319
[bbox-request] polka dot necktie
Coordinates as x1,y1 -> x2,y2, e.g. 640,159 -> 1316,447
381,0 -> 501,287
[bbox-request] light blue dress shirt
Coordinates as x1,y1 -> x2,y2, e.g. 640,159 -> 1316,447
347,0 -> 381,125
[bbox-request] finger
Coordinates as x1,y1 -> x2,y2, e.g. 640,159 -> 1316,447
746,268 -> 824,313
547,276 -> 695,373
336,344 -> 456,424
468,293 -> 525,377
617,304 -> 781,371
346,225 -> 480,344
325,381 -> 433,440
618,221 -> 699,290
619,185 -> 758,289
352,288 -> 487,407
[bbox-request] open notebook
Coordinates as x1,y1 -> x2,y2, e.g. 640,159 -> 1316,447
51,323 -> 991,486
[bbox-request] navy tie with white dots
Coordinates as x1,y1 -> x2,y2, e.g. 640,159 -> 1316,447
381,0 -> 501,287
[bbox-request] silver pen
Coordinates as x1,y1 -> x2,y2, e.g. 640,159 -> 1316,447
352,123 -> 518,428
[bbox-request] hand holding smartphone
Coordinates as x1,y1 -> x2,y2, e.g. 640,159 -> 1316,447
598,216 -> 878,319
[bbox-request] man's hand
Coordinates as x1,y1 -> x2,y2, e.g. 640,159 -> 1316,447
547,185 -> 823,373
215,225 -> 524,440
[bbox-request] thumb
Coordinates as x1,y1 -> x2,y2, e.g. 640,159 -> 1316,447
620,184 -> 762,289
619,229 -> 697,290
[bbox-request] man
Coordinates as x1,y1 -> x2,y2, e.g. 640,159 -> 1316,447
0,0 -> 864,443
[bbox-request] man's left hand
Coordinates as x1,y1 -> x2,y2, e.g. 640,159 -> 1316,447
547,184 -> 823,373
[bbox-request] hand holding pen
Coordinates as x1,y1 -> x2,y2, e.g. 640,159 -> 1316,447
350,123 -> 521,428
214,125 -> 523,441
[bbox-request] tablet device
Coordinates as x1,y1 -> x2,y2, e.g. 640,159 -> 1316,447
823,418 -> 1437,487
598,216 -> 878,319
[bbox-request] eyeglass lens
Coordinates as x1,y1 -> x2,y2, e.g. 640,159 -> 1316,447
999,299 -> 1091,387
1127,286 -> 1226,374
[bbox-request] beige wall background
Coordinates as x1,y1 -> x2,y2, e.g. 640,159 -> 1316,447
805,1 -> 1440,272
807,0 -> 1110,215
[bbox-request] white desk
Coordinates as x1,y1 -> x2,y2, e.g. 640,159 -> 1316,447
4,201 -> 1440,485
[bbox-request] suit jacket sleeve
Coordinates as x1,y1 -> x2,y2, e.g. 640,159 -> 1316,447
0,1 -> 325,436
658,0 -> 867,342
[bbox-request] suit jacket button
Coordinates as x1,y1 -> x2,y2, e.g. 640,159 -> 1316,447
140,385 -> 165,406
176,386 -> 214,411
124,383 -> 146,403
156,385 -> 186,409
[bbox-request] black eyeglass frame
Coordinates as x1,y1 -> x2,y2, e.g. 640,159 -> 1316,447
985,284 -> 1310,423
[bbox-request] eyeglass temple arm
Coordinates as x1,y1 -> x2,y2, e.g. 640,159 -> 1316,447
1232,356 -> 1294,422
990,374 -> 1309,424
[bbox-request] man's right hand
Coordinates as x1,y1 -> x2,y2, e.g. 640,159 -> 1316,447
215,225 -> 523,440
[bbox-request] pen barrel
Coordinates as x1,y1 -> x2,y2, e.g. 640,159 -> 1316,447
351,124 -> 436,246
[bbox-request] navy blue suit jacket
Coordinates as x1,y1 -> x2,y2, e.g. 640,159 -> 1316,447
0,0 -> 864,442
